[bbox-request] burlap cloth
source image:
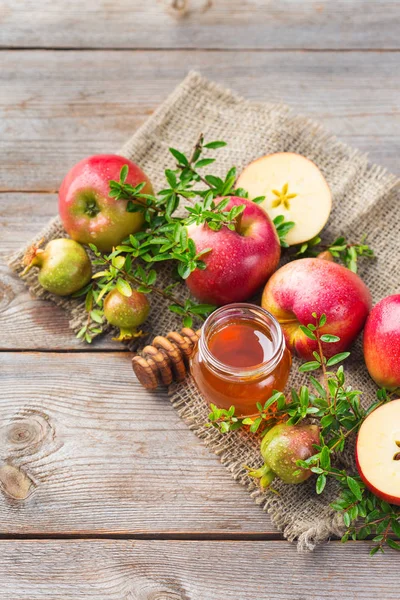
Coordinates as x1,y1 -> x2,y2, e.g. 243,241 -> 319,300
8,71 -> 399,551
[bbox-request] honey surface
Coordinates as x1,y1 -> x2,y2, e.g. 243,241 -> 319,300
208,319 -> 275,368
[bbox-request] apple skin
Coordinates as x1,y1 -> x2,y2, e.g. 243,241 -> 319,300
185,196 -> 281,305
262,258 -> 372,360
355,399 -> 400,506
363,295 -> 400,390
59,154 -> 153,252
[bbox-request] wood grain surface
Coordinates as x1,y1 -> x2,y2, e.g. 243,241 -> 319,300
1,0 -> 399,50
1,0 -> 400,597
1,539 -> 400,600
1,50 -> 399,192
0,351 -> 277,534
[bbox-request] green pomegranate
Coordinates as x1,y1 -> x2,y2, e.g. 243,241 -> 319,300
22,238 -> 92,296
103,288 -> 150,341
247,422 -> 320,489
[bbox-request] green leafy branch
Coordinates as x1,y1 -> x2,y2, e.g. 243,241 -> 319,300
294,235 -> 375,272
205,313 -> 400,554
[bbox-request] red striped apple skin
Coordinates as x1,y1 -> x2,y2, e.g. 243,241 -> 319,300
186,197 -> 281,306
59,154 -> 153,252
363,295 -> 400,390
355,399 -> 400,506
262,258 -> 372,360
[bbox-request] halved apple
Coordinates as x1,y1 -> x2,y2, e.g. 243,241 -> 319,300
356,400 -> 400,505
236,152 -> 332,246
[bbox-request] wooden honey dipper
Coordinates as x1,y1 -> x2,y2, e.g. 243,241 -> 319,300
132,327 -> 201,390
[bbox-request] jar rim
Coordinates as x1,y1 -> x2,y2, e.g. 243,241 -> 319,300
198,302 -> 286,380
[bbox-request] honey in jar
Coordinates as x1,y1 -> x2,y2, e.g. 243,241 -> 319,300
190,303 -> 292,417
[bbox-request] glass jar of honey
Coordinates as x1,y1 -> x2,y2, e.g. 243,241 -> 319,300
190,303 -> 292,418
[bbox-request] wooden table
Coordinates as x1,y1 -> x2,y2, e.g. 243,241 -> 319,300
1,2 -> 399,597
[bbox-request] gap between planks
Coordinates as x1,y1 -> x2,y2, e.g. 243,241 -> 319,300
1,47 -> 400,53
0,532 -> 283,541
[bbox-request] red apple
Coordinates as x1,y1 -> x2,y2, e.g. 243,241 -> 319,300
262,258 -> 372,360
185,197 -> 281,305
59,154 -> 153,252
356,399 -> 400,505
363,294 -> 400,390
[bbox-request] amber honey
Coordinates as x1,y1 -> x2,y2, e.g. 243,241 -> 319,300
190,303 -> 292,418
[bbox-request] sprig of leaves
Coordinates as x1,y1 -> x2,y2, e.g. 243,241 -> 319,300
206,313 -> 400,555
273,215 -> 296,248
294,235 -> 375,273
77,135 -> 299,341
87,243 -> 216,329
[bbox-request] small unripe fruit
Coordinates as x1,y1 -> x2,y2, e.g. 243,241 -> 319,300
247,422 -> 320,489
103,288 -> 150,341
23,238 -> 92,296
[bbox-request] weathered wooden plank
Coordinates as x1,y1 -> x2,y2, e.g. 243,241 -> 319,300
0,0 -> 399,50
0,351 -> 277,534
1,50 -> 399,193
0,539 -> 399,599
0,264 -> 120,351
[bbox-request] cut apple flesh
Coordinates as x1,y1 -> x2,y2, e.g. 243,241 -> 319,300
356,399 -> 400,505
236,152 -> 332,246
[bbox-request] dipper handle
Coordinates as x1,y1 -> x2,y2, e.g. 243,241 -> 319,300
132,327 -> 201,390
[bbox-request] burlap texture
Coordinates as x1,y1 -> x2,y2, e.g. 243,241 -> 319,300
8,71 -> 399,551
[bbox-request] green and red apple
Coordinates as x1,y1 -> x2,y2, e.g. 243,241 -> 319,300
186,196 -> 281,305
262,258 -> 372,360
356,399 -> 400,505
363,294 -> 400,390
59,154 -> 153,252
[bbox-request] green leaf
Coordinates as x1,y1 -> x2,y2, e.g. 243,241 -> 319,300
120,164 -> 129,183
346,476 -> 363,501
85,289 -> 93,312
250,417 -> 262,433
195,158 -> 215,168
90,310 -> 103,324
387,538 -> 400,551
391,519 -> 400,539
320,446 -> 331,470
319,314 -> 327,327
320,334 -> 340,343
327,352 -> 351,367
116,278 -> 132,297
298,361 -> 321,372
299,325 -> 317,340
169,304 -> 186,316
203,141 -> 227,149
76,325 -> 87,339
316,474 -> 327,495
165,169 -> 177,188
183,315 -> 193,328
169,147 -> 189,166
309,375 -> 326,398
71,283 -> 93,298
113,255 -> 125,270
